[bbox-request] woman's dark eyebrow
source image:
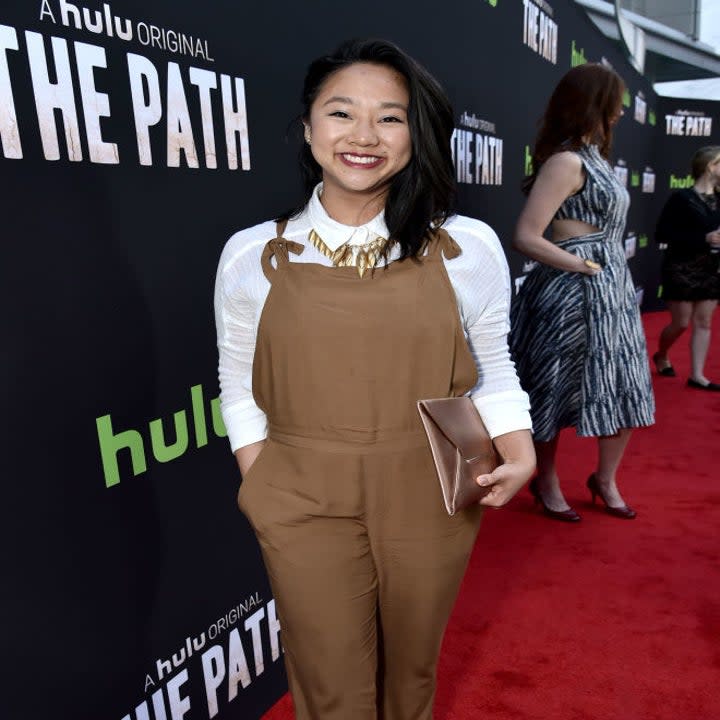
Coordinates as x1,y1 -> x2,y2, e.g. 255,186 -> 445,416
322,96 -> 353,106
321,96 -> 407,111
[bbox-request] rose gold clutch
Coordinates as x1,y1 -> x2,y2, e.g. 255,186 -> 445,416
417,397 -> 499,516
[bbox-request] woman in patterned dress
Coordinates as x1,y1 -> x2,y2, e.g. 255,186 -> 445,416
509,63 -> 655,522
653,146 -> 720,391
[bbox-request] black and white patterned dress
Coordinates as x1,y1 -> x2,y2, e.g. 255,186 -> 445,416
509,144 -> 655,442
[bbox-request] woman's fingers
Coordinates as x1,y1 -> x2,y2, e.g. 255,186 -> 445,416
476,462 -> 534,508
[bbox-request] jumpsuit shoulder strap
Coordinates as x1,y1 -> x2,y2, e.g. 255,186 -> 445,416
426,227 -> 462,260
261,219 -> 305,282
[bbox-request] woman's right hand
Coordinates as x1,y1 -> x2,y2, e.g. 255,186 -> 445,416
234,440 -> 266,477
577,256 -> 603,276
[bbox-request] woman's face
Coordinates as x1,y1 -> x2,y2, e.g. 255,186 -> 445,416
305,62 -> 412,204
706,156 -> 720,182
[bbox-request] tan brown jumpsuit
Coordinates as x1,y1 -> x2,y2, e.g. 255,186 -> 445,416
238,222 -> 484,719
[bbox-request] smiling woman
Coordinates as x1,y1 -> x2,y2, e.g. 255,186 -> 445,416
302,62 -> 412,222
213,37 -> 535,720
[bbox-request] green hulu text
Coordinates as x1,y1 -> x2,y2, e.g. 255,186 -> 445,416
571,40 -> 586,67
669,174 -> 693,189
96,383 -> 227,488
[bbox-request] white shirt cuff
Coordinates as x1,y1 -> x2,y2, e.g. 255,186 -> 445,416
472,390 -> 533,439
221,402 -> 268,453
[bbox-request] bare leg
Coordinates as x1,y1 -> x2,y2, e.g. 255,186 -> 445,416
594,429 -> 633,508
533,436 -> 572,511
689,300 -> 718,384
656,301 -> 692,365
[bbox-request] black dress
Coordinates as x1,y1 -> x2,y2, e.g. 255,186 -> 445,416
655,188 -> 720,301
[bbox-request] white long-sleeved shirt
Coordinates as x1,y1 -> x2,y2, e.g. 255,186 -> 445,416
214,187 -> 532,452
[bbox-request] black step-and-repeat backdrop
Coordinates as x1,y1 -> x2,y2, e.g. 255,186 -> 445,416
1,1 -> 719,718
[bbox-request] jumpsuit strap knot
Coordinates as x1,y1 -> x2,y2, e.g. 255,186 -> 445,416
261,220 -> 305,281
427,227 -> 462,260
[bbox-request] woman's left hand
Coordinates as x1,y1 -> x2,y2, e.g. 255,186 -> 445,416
476,461 -> 536,508
473,429 -> 536,508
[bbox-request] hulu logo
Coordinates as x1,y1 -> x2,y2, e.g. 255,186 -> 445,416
622,89 -> 631,108
669,174 -> 693,189
96,383 -> 227,488
571,40 -> 586,67
639,234 -> 648,248
631,171 -> 640,187
524,145 -> 534,176
648,110 -> 656,126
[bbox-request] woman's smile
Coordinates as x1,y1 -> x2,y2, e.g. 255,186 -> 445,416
338,153 -> 385,168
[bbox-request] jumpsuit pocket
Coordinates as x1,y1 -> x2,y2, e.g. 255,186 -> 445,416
237,441 -> 271,513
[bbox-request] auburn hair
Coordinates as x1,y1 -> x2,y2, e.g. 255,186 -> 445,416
524,63 -> 625,193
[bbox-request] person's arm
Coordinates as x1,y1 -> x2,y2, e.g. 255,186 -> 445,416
477,429 -> 535,508
214,237 -> 269,477
657,191 -> 719,254
654,192 -> 679,246
513,151 -> 599,275
235,440 -> 266,476
453,221 -> 536,506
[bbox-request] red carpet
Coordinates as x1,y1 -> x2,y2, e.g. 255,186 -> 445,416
262,310 -> 720,720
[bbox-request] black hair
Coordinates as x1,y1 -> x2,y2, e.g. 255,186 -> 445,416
278,38 -> 456,259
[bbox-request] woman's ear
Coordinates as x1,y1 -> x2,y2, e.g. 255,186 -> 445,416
303,124 -> 311,145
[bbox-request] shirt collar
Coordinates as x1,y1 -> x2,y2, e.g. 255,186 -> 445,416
307,183 -> 389,251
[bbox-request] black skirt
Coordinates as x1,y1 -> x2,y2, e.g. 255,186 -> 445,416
661,253 -> 720,301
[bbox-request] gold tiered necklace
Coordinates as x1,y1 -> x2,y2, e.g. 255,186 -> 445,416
308,229 -> 390,278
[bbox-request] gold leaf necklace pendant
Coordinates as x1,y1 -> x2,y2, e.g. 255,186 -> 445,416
308,229 -> 389,278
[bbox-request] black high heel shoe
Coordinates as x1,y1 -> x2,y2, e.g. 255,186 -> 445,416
529,478 -> 581,522
652,352 -> 676,377
586,474 -> 636,519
